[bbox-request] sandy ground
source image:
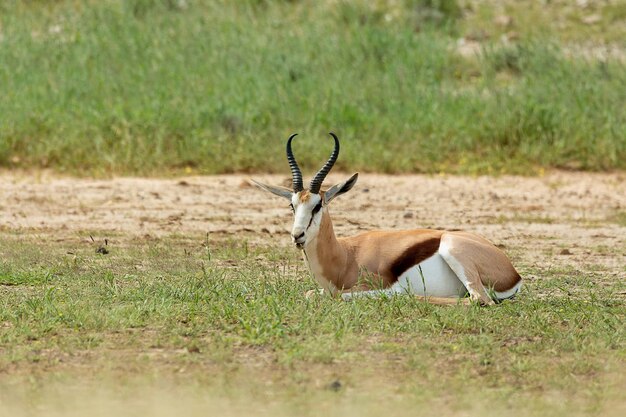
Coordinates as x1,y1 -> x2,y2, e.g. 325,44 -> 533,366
0,170 -> 625,281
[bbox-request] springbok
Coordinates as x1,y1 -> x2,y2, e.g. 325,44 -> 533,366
252,133 -> 522,305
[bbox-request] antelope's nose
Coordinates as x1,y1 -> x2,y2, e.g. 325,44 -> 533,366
292,231 -> 305,249
292,231 -> 305,242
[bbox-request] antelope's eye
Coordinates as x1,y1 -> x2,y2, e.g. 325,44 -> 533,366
289,203 -> 295,213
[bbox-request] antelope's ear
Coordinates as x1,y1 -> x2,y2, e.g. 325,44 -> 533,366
324,173 -> 358,204
250,179 -> 293,200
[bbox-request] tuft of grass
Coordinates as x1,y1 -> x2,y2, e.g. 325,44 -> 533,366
491,213 -> 556,225
0,0 -> 625,175
608,211 -> 626,227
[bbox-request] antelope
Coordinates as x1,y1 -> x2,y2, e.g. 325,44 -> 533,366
252,133 -> 522,305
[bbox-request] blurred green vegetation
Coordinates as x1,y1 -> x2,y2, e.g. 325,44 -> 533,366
0,0 -> 625,175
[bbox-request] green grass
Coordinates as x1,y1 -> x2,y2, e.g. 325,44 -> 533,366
0,233 -> 624,416
0,0 -> 625,175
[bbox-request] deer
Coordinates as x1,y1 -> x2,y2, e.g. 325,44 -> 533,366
251,133 -> 522,305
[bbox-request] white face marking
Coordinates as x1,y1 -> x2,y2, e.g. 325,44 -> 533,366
290,192 -> 323,249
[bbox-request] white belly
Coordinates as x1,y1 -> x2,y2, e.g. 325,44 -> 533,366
390,253 -> 466,297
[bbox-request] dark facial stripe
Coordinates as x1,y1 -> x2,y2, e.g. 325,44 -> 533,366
306,202 -> 323,230
389,237 -> 441,280
311,201 -> 323,216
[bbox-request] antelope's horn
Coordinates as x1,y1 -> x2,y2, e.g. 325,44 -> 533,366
309,132 -> 340,194
286,133 -> 303,192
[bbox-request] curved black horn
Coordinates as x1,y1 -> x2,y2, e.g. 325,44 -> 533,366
309,132 -> 340,194
286,133 -> 303,192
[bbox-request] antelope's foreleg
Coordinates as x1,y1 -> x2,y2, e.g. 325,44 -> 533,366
340,287 -> 397,301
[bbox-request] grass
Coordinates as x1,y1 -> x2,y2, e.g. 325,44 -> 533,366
608,211 -> 626,227
462,0 -> 626,44
0,232 -> 624,416
0,0 -> 625,175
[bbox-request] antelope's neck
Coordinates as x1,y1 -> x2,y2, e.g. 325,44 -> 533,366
303,209 -> 357,293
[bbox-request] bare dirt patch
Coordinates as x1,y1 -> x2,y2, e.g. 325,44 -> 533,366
1,170 -> 625,281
